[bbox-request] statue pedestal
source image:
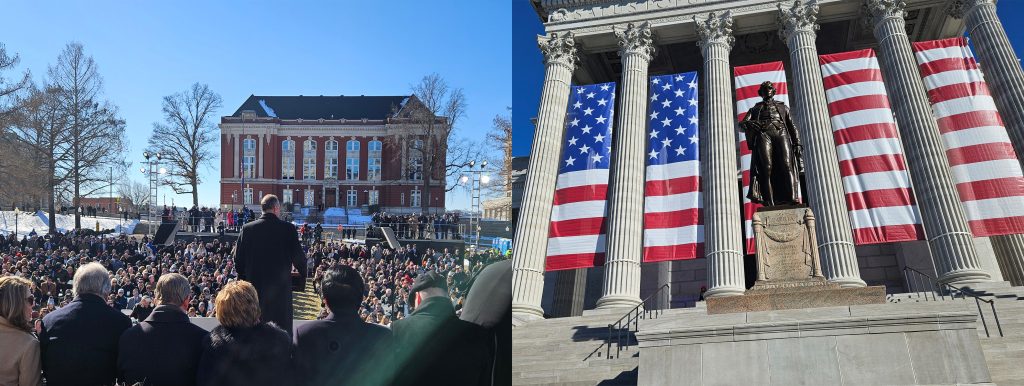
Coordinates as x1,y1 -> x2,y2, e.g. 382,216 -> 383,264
707,206 -> 885,314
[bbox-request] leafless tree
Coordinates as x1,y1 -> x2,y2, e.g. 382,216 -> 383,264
48,42 -> 127,229
487,109 -> 513,196
0,43 -> 31,131
387,73 -> 480,213
146,83 -> 222,208
8,85 -> 73,233
118,179 -> 150,213
0,43 -> 33,199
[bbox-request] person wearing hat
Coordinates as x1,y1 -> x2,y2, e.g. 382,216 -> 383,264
390,271 -> 486,386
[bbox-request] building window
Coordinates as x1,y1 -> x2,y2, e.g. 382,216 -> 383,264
368,140 -> 382,181
347,189 -> 358,207
409,139 -> 423,181
242,138 -> 256,179
368,190 -> 379,206
304,190 -> 314,207
411,190 -> 421,208
244,188 -> 253,205
325,140 -> 339,179
303,139 -> 317,180
282,188 -> 292,204
346,140 -> 360,180
400,193 -> 405,206
281,139 -> 295,179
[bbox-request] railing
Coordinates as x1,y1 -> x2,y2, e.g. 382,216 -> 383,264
606,283 -> 671,359
900,266 -> 1003,337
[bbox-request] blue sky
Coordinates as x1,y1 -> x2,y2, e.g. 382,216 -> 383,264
513,1 -> 1024,156
4,0 -> 510,209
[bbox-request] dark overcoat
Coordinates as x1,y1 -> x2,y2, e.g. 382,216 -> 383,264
391,297 -> 487,386
234,212 -> 306,335
39,293 -> 132,386
196,323 -> 292,386
293,312 -> 393,386
117,304 -> 208,386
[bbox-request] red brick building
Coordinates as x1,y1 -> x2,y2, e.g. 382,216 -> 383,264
219,95 -> 446,213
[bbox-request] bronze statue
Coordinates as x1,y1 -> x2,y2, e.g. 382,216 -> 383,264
739,81 -> 804,206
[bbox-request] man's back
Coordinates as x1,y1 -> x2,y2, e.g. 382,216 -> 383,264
234,212 -> 305,335
118,305 -> 208,386
40,294 -> 132,386
392,297 -> 485,386
294,313 -> 392,386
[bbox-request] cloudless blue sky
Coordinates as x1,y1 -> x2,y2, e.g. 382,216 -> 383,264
513,1 -> 1024,156
4,0 -> 510,209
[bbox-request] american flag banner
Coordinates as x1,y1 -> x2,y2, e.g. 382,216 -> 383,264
545,82 -> 617,271
643,71 -> 703,262
733,62 -> 790,254
912,37 -> 1024,236
819,49 -> 924,244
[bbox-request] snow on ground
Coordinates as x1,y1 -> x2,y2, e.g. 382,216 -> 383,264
0,211 -> 139,236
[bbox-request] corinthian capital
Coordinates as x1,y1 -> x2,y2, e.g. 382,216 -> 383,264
946,0 -> 996,19
778,0 -> 820,41
538,32 -> 578,70
865,0 -> 906,24
614,22 -> 656,61
694,11 -> 735,50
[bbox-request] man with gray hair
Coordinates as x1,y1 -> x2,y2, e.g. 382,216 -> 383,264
117,273 -> 208,386
39,262 -> 132,386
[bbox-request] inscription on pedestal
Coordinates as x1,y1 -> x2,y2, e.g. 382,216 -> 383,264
752,206 -> 824,289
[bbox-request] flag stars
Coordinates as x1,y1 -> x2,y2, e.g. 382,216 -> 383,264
578,144 -> 591,154
565,156 -> 576,166
688,116 -> 698,126
661,83 -> 672,91
577,88 -> 584,94
595,115 -> 607,124
591,153 -> 604,163
675,75 -> 684,82
689,133 -> 699,144
652,78 -> 661,84
586,92 -> 596,99
675,125 -> 686,135
568,136 -> 579,146
674,89 -> 684,98
570,118 -> 580,127
661,137 -> 673,148
581,125 -> 592,134
674,145 -> 686,156
649,149 -> 660,159
688,78 -> 697,89
573,101 -> 582,109
660,99 -> 672,108
688,97 -> 698,107
597,98 -> 608,106
583,107 -> 594,116
593,132 -> 605,142
649,129 -> 660,139
661,117 -> 672,127
600,84 -> 610,91
674,107 -> 685,116
650,110 -> 660,120
650,93 -> 659,102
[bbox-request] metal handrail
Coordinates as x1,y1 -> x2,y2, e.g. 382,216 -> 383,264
901,266 -> 1003,337
605,283 -> 671,359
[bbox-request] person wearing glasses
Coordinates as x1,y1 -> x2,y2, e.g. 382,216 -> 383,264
0,276 -> 42,386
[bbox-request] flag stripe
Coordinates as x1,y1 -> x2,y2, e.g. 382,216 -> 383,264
819,49 -> 924,244
912,37 -> 1024,237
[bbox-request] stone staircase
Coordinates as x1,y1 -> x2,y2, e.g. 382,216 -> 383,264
514,284 -> 1024,385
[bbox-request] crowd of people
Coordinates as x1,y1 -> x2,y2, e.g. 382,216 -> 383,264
371,212 -> 463,240
0,195 -> 511,385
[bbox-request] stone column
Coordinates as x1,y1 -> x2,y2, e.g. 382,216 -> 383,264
778,0 -> 866,288
866,0 -> 990,285
949,0 -> 1024,286
511,32 -> 577,323
596,22 -> 656,309
696,11 -> 746,298
234,134 -> 240,178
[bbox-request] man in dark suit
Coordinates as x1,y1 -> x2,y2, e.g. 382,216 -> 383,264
391,271 -> 486,386
39,262 -> 132,386
118,273 -> 208,386
234,194 -> 306,335
294,266 -> 393,386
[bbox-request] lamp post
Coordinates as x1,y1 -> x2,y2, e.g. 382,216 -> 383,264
14,207 -> 20,237
141,151 -> 165,236
460,160 -> 490,247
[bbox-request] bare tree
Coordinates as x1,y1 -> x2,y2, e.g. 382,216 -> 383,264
0,43 -> 31,130
146,83 -> 222,208
48,42 -> 127,229
386,73 -> 480,213
0,43 -> 33,199
487,110 -> 513,196
8,85 -> 73,233
118,179 -> 150,213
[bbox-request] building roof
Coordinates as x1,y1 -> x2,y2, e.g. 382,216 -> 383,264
228,95 -> 412,120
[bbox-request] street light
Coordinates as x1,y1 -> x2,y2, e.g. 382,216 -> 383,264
14,207 -> 20,237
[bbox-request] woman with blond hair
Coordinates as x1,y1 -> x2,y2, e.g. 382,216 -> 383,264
0,276 -> 42,386
196,280 -> 291,386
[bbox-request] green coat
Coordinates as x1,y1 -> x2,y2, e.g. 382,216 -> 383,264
391,296 -> 486,386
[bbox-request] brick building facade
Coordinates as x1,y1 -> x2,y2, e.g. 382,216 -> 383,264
219,95 -> 445,213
